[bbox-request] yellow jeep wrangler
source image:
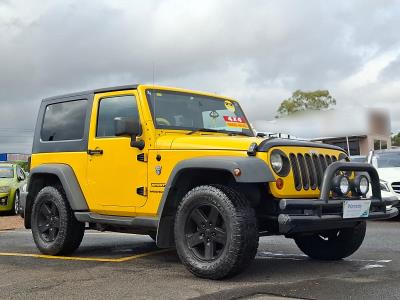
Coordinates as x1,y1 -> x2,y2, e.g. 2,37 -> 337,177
22,84 -> 398,279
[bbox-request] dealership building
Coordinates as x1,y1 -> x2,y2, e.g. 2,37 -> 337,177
310,109 -> 391,156
254,108 -> 391,156
0,153 -> 30,162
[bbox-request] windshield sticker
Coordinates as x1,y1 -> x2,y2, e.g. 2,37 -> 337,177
224,100 -> 235,112
223,116 -> 249,129
209,110 -> 219,119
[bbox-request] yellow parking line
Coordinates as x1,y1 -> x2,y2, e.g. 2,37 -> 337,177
0,249 -> 171,263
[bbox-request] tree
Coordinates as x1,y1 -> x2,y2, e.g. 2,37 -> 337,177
276,90 -> 336,118
392,132 -> 400,147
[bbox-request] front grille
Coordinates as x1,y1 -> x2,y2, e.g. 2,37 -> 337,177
391,182 -> 400,194
289,153 -> 338,191
305,154 -> 318,190
289,154 -> 302,190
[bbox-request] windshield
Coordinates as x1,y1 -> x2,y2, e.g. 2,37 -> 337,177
375,152 -> 400,168
0,167 -> 14,178
146,90 -> 254,136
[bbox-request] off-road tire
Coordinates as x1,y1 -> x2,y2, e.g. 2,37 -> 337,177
174,185 -> 258,279
31,186 -> 85,255
294,221 -> 366,260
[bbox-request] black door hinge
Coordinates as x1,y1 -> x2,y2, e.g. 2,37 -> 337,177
137,153 -> 147,162
136,187 -> 147,196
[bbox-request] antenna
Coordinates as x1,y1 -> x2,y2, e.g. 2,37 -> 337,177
152,61 -> 155,87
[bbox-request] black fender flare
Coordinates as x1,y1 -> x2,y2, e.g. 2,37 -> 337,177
157,155 -> 273,216
28,164 -> 89,211
155,156 -> 274,248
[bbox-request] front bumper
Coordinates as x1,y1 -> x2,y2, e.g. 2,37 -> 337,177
275,162 -> 399,235
278,197 -> 398,234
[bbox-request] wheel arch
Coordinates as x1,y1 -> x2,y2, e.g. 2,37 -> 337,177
156,156 -> 273,248
24,164 -> 88,229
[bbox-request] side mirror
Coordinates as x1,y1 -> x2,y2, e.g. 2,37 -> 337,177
114,117 -> 145,150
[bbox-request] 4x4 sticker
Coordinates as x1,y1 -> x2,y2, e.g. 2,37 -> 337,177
224,100 -> 235,112
223,116 -> 249,129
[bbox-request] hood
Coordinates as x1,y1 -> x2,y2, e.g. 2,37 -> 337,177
257,138 -> 344,152
155,136 -> 347,152
376,167 -> 400,183
0,178 -> 14,186
156,134 -> 261,151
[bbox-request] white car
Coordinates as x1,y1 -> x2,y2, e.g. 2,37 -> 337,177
351,153 -> 399,206
368,150 -> 400,205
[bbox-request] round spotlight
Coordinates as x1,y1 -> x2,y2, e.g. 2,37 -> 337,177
354,175 -> 369,196
332,175 -> 350,195
339,176 -> 350,194
270,152 -> 283,174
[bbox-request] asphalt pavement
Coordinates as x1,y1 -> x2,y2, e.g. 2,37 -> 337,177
0,220 -> 399,300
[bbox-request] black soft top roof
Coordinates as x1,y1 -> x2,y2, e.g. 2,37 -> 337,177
42,84 -> 139,102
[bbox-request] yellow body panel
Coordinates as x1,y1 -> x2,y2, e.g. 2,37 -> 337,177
31,84 -> 346,218
137,149 -> 248,217
31,152 -> 90,202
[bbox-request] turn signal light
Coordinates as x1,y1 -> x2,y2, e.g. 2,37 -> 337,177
233,168 -> 241,177
276,178 -> 284,189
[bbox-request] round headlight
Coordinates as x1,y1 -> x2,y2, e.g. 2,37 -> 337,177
270,153 -> 283,173
354,175 -> 369,196
332,175 -> 350,195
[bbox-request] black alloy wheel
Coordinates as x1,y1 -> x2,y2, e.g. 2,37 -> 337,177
185,204 -> 227,261
37,200 -> 60,242
174,185 -> 259,279
31,186 -> 85,255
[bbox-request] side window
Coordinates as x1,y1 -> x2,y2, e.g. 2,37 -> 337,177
96,95 -> 139,137
41,100 -> 87,141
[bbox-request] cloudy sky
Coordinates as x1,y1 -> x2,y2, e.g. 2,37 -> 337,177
1,0 -> 400,153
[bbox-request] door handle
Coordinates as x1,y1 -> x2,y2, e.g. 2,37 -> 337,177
87,149 -> 104,155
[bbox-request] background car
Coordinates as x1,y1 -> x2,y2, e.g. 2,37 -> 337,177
350,154 -> 399,206
367,150 -> 400,199
0,163 -> 27,215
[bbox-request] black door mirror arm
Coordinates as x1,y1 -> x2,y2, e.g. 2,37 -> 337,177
131,138 -> 145,150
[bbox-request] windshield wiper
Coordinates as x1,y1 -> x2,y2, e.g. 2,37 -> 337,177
225,131 -> 252,137
187,128 -> 220,135
187,128 -> 251,137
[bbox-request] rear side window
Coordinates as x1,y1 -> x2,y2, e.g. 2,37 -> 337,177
41,100 -> 87,141
96,95 -> 138,137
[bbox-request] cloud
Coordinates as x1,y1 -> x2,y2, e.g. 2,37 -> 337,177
1,0 -> 400,153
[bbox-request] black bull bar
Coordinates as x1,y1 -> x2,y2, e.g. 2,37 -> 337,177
277,162 -> 399,234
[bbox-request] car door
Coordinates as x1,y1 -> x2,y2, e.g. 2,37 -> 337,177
87,90 -> 147,216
